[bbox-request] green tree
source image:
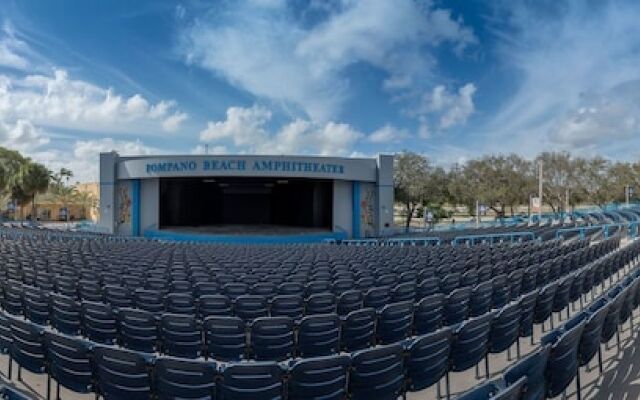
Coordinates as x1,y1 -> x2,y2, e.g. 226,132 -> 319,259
8,161 -> 50,220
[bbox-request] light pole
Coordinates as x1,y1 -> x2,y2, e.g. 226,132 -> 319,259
538,159 -> 543,222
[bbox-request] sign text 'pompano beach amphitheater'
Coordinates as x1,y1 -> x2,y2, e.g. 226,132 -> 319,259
145,159 -> 346,175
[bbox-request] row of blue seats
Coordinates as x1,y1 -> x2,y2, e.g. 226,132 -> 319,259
1,249 -> 637,400
459,244 -> 640,400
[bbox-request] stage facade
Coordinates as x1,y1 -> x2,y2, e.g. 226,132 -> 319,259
99,153 -> 393,241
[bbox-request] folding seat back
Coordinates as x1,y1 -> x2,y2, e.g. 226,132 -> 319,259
165,293 -> 197,315
222,283 -> 249,300
0,313 -> 12,355
376,301 -> 414,344
305,293 -> 336,315
440,273 -> 461,293
160,314 -> 203,359
9,316 -> 46,374
305,281 -> 331,297
198,295 -> 232,319
450,312 -> 493,372
341,308 -> 376,352
414,293 -> 444,335
54,276 -> 78,298
93,345 -> 153,400
364,287 -> 391,310
44,332 -> 94,395
552,275 -> 574,313
154,358 -> 217,400
195,282 -> 220,297
391,282 -> 416,303
103,285 -> 134,309
234,295 -> 268,321
405,328 -> 452,392
521,265 -> 538,293
492,274 -> 510,309
22,286 -> 50,325
250,316 -> 294,361
50,293 -> 81,335
543,321 -> 586,398
133,289 -> 166,314
461,269 -> 479,288
602,285 -> 627,342
470,281 -> 493,317
250,282 -> 276,297
337,290 -> 363,316
297,314 -> 341,357
444,286 -> 471,326
376,273 -> 397,287
417,277 -> 440,299
478,266 -> 493,283
117,308 -> 159,353
287,354 -> 350,400
204,316 -> 246,361
518,291 -> 538,338
270,295 -> 304,320
278,282 -> 304,296
489,302 -> 521,354
355,277 -> 375,291
2,280 -> 24,316
170,280 -> 192,294
621,278 -> 640,325
219,362 -> 284,400
533,282 -> 558,324
349,343 -> 404,400
578,299 -> 610,366
507,269 -> 524,300
331,279 -> 354,295
81,300 -> 118,344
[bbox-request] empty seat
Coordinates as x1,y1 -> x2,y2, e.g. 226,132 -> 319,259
198,295 -> 232,319
165,293 -> 197,315
251,316 -> 295,361
160,314 -> 203,359
234,295 -> 268,321
219,362 -> 284,400
405,328 -> 452,395
154,358 -> 217,400
363,286 -> 391,310
287,354 -> 350,400
444,287 -> 471,326
341,308 -> 376,352
417,277 -> 440,299
50,293 -> 81,335
93,345 -> 153,400
349,343 -> 405,400
297,314 -> 341,358
470,281 -> 493,317
450,312 -> 493,373
337,290 -> 363,316
117,308 -> 159,353
103,285 -> 134,309
270,295 -> 304,320
376,301 -> 414,344
391,282 -> 416,303
8,316 -> 46,379
414,294 -> 444,335
45,331 -> 94,398
204,316 -> 246,361
134,289 -> 166,314
81,301 -> 118,345
305,293 -> 336,315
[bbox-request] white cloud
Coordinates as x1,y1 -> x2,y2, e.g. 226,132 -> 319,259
198,104 -> 363,156
367,124 -> 410,143
486,1 -> 640,155
0,69 -> 188,135
181,0 -> 475,121
0,118 -> 49,151
418,83 -> 476,129
0,21 -> 29,69
191,144 -> 228,155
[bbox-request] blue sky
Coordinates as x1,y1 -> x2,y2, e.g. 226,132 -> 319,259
1,0 -> 639,181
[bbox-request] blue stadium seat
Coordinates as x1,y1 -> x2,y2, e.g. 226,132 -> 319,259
234,295 -> 268,321
195,282 -> 221,297
376,301 -> 414,344
44,331 -> 94,398
364,287 -> 391,310
470,281 -> 493,317
458,376 -> 527,400
492,275 -> 510,309
414,293 -> 444,335
533,282 -> 558,329
602,285 -> 627,347
134,289 -> 166,314
204,316 -> 246,361
518,291 -> 538,341
504,344 -> 551,400
81,300 -> 118,345
580,298 -> 610,371
405,328 -> 452,397
297,314 -> 340,357
50,293 -> 81,335
349,343 -> 405,400
417,277 -> 440,299
341,308 -> 376,352
270,295 -> 304,320
103,285 -> 134,309
287,354 -> 350,400
93,345 -> 154,400
521,265 -> 538,293
305,293 -> 336,315
391,282 -> 416,303
160,314 -> 203,359
552,275 -> 574,319
450,312 -> 493,373
336,290 -> 363,316
461,269 -> 479,288
22,286 -> 50,325
2,281 -> 24,316
166,293 -> 197,315
543,320 -> 586,398
154,357 -> 217,400
219,362 -> 284,400
8,316 -> 46,382
508,269 -> 524,300
117,308 -> 159,353
222,283 -> 250,300
489,301 -> 521,358
444,287 -> 471,326
250,316 -> 294,361
440,273 -> 461,294
198,295 -> 232,319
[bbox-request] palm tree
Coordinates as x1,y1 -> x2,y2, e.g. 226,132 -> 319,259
8,161 -> 50,220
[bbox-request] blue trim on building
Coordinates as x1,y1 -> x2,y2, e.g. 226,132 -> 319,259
131,180 -> 141,236
143,229 -> 347,244
352,181 -> 361,239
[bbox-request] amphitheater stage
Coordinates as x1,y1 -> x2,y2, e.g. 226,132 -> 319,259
143,224 -> 347,243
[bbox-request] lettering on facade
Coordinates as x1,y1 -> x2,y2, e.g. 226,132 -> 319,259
145,159 -> 345,175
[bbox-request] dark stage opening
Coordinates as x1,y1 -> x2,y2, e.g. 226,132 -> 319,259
159,177 -> 333,231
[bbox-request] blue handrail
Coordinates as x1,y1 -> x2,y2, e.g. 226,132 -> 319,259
451,231 -> 536,246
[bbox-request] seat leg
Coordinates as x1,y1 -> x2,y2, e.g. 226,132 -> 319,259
617,329 -> 622,352
516,338 -> 521,359
580,295 -> 584,310
56,382 -> 61,400
485,355 -> 490,378
7,356 -> 11,380
436,380 -> 441,400
17,365 -> 21,382
507,347 -> 511,361
576,368 -> 582,400
47,375 -> 51,400
445,371 -> 451,400
550,314 -> 555,330
475,364 -> 480,379
598,345 -> 604,374
566,307 -> 570,319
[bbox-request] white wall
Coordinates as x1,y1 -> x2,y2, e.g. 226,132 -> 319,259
333,180 -> 353,237
140,178 -> 159,233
